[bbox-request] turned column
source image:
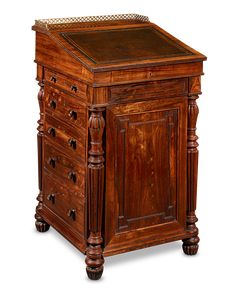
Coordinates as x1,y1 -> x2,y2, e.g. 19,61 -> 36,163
35,80 -> 50,232
182,76 -> 201,255
85,108 -> 105,280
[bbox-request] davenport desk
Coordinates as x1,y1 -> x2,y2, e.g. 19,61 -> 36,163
32,14 -> 206,280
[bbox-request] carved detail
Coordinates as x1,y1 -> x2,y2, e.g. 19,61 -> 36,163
35,80 -> 50,232
35,212 -> 50,232
85,108 -> 105,280
183,213 -> 199,255
189,76 -> 201,95
183,94 -> 199,254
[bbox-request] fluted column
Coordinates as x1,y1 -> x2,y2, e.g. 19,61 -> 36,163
35,80 -> 50,232
85,108 -> 105,280
182,76 -> 201,255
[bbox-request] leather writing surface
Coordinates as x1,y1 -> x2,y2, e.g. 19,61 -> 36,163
61,27 -> 192,64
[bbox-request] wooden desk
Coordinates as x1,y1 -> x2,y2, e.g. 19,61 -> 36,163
32,14 -> 206,280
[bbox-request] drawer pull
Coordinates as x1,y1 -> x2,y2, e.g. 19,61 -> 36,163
47,127 -> 56,137
47,194 -> 55,204
68,171 -> 76,183
50,76 -> 57,83
67,208 -> 76,221
71,85 -> 77,93
68,138 -> 77,150
48,157 -> 56,168
49,100 -> 57,109
68,110 -> 77,120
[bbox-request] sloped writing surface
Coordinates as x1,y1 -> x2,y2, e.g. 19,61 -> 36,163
61,27 -> 193,64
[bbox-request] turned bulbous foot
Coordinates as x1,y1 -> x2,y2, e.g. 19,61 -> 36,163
85,240 -> 104,280
35,214 -> 50,232
182,236 -> 200,255
86,266 -> 103,280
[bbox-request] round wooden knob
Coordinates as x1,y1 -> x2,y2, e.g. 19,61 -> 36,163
68,110 -> 77,120
50,76 -> 57,83
49,100 -> 57,109
68,138 -> 76,150
67,208 -> 76,221
47,194 -> 55,204
48,158 -> 56,168
68,171 -> 76,183
71,85 -> 77,93
47,127 -> 56,137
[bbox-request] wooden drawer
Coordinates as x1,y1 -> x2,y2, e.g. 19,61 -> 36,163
109,78 -> 188,102
45,86 -> 87,131
45,114 -> 86,161
43,172 -> 85,235
44,141 -> 86,192
45,68 -> 88,100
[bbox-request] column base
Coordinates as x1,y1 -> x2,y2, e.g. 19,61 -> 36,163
35,213 -> 50,232
86,266 -> 103,280
182,236 -> 200,255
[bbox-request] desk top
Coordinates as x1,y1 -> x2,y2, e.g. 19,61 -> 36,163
33,14 -> 206,72
61,26 -> 192,65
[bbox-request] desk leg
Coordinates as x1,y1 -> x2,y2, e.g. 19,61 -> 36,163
35,81 -> 50,232
86,108 -> 105,280
183,93 -> 200,255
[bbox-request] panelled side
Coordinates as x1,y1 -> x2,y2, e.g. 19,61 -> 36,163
104,97 -> 188,256
35,32 -> 93,84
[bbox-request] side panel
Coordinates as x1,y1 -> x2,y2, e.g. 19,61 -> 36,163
35,32 -> 93,84
104,97 -> 187,256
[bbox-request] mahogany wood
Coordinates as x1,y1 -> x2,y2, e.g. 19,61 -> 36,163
182,76 -> 201,255
35,80 -> 50,232
86,108 -> 105,280
33,14 -> 206,280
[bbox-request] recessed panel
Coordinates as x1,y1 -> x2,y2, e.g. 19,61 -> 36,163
116,110 -> 178,232
61,27 -> 192,64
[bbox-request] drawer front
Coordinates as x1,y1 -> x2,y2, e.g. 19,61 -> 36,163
45,115 -> 86,161
109,78 -> 188,102
45,86 -> 87,131
45,68 -> 88,100
43,172 -> 85,235
44,141 -> 86,192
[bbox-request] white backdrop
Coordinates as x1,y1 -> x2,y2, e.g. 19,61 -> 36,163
0,0 -> 235,294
